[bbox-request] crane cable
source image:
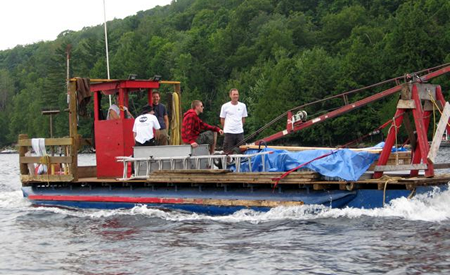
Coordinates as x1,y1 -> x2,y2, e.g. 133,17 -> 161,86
272,150 -> 337,190
234,63 -> 450,151
428,90 -> 450,128
272,113 -> 405,189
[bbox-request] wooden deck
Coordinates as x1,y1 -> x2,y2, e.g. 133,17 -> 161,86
34,169 -> 448,192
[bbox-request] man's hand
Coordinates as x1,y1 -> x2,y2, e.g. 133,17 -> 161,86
219,129 -> 224,135
191,142 -> 199,148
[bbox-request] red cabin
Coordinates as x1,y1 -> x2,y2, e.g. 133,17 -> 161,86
91,79 -> 160,178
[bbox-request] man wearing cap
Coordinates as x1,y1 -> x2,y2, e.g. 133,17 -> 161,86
133,105 -> 161,146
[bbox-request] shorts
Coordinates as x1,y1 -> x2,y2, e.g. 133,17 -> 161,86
135,138 -> 156,146
196,131 -> 214,146
223,133 -> 244,154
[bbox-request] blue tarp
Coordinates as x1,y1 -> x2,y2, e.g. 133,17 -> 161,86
233,148 -> 380,181
371,141 -> 408,152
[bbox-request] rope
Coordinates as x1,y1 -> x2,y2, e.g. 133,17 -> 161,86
387,116 -> 400,165
271,114 -> 406,189
380,176 -> 402,207
39,155 -> 51,184
382,178 -> 392,207
272,150 -> 337,189
170,92 -> 181,145
39,155 -> 51,168
338,112 -> 404,149
407,188 -> 416,199
428,90 -> 450,128
432,94 -> 436,134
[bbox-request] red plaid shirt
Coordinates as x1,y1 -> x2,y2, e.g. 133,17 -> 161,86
182,109 -> 220,144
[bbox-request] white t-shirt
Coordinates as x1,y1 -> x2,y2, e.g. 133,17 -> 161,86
132,114 -> 161,144
220,101 -> 248,134
107,104 -> 120,120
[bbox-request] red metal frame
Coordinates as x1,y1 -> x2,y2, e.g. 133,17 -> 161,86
409,85 -> 450,177
373,83 -> 450,178
250,66 -> 450,179
255,84 -> 405,144
255,66 -> 450,145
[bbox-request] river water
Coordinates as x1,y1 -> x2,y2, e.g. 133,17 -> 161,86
1,152 -> 450,275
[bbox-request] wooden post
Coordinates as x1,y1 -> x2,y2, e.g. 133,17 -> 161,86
18,134 -> 29,176
93,91 -> 99,121
175,83 -> 182,145
428,102 -> 450,163
69,80 -> 78,181
435,85 -> 450,134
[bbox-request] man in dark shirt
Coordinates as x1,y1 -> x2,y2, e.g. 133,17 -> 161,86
182,100 -> 223,154
152,91 -> 169,145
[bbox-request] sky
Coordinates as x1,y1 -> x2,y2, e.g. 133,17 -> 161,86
0,0 -> 173,51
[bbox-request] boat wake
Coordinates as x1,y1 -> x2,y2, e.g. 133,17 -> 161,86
4,184 -> 450,223
0,190 -> 31,209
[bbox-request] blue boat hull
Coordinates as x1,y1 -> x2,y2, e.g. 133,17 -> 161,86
22,184 -> 444,215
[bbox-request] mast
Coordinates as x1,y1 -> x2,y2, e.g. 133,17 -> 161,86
103,0 -> 112,105
66,44 -> 71,104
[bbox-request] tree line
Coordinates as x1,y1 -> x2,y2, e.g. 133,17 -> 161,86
0,0 -> 449,148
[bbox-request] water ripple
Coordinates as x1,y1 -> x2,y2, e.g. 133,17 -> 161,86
1,154 -> 450,274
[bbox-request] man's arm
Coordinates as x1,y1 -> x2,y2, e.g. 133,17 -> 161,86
220,118 -> 225,128
164,114 -> 169,130
199,118 -> 220,133
124,107 -> 134,119
153,117 -> 161,139
242,104 -> 248,125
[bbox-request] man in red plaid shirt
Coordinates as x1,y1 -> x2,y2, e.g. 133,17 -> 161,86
182,100 -> 223,154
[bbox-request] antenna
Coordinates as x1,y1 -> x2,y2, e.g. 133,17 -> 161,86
66,44 -> 71,104
103,0 -> 112,105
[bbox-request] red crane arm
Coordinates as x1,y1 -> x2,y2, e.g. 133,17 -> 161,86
254,65 -> 450,145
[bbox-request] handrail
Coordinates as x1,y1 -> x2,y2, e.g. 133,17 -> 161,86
19,156 -> 72,164
18,137 -> 73,146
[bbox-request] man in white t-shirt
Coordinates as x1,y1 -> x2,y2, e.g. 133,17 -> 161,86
133,105 -> 161,146
220,88 -> 248,154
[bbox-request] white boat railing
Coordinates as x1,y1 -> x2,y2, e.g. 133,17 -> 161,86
116,151 -> 272,180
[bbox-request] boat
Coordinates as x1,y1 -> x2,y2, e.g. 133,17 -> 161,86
439,130 -> 450,147
18,65 -> 450,215
1,149 -> 18,154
